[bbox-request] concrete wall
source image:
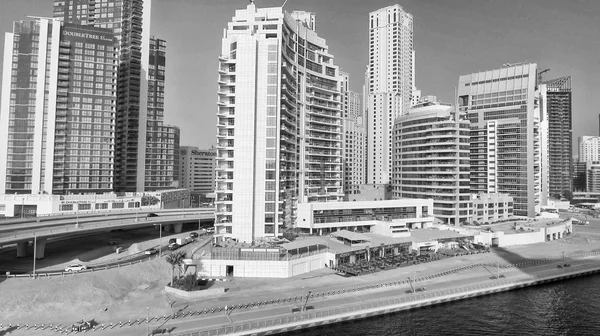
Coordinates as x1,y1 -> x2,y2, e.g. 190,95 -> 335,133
200,252 -> 333,278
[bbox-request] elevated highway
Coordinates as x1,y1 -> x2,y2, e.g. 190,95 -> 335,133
0,208 -> 214,259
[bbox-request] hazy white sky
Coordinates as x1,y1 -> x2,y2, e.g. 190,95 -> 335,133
1,0 -> 599,154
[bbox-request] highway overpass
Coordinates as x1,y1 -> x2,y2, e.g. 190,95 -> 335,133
0,208 -> 214,259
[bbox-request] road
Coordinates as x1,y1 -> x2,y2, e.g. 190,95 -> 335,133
0,211 -> 214,247
0,208 -> 213,234
0,234 -> 211,275
90,256 -> 600,336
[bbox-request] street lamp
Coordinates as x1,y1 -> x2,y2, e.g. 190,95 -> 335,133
33,233 -> 37,277
154,223 -> 163,258
301,286 -> 304,311
146,307 -> 149,336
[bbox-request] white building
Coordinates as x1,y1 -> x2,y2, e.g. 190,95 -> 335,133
178,146 -> 216,196
458,63 -> 547,217
579,136 -> 600,163
215,2 -> 344,244
366,5 -> 414,185
296,199 -> 434,235
392,102 -> 472,225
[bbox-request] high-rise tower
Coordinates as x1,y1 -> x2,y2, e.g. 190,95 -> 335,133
366,5 -> 414,185
215,2 -> 343,243
145,37 -> 179,190
458,63 -> 547,217
0,19 -> 116,195
54,0 -> 157,192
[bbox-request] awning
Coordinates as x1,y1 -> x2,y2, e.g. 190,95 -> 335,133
331,230 -> 371,242
281,238 -> 327,251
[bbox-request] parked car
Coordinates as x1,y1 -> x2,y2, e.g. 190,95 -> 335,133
71,320 -> 92,332
168,238 -> 177,244
206,227 -> 215,233
168,243 -> 180,251
147,212 -> 159,218
189,232 -> 199,238
144,248 -> 158,255
65,264 -> 88,272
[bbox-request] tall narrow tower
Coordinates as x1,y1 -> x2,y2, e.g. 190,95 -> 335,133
366,5 -> 414,185
543,76 -> 572,197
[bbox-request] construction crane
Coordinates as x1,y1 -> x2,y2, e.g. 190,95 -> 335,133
538,68 -> 550,84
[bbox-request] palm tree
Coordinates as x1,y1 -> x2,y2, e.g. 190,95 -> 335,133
165,251 -> 187,286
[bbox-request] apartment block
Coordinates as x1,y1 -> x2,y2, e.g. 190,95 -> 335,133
458,63 -> 546,217
145,36 -> 179,190
543,76 -> 572,196
392,102 -> 471,225
579,136 -> 600,163
215,2 -> 343,243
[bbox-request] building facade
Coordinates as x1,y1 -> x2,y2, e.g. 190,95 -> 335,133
392,102 -> 471,225
458,63 -> 546,217
296,199 -> 434,235
0,19 -> 116,195
544,76 -> 572,197
586,162 -> 600,193
471,193 -> 514,224
215,3 -> 344,243
178,146 -> 216,196
145,36 -> 179,190
579,136 -> 600,163
573,161 -> 587,192
366,5 -> 414,185
54,0 -> 154,193
340,73 -> 365,195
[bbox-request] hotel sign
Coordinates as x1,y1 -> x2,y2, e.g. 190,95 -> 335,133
62,27 -> 114,43
192,150 -> 217,157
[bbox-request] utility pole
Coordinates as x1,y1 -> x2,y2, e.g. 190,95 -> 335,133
146,307 -> 149,336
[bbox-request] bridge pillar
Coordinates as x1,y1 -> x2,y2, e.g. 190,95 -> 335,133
173,223 -> 183,233
16,242 -> 29,258
34,238 -> 47,259
165,224 -> 173,233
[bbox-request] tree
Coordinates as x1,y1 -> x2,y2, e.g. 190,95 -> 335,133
562,190 -> 574,202
165,251 -> 187,285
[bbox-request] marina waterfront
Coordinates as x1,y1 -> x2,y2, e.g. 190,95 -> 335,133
291,273 -> 600,336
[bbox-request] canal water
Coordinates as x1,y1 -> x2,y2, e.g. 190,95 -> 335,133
286,273 -> 600,336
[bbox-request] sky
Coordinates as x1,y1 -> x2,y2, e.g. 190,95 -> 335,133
1,0 -> 599,154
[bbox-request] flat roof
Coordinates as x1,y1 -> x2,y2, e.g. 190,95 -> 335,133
324,229 -> 470,254
331,230 -> 371,242
280,237 -> 327,251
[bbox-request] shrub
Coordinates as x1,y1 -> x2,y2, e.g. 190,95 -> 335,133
171,274 -> 206,291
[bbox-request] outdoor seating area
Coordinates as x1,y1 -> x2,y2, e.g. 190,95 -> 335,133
333,251 -> 441,276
